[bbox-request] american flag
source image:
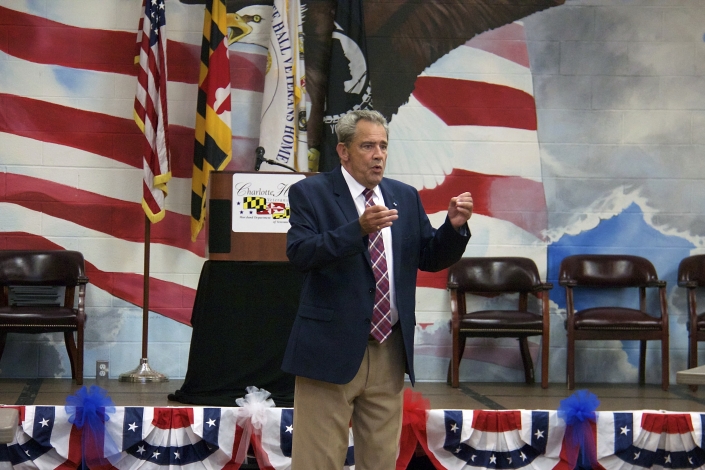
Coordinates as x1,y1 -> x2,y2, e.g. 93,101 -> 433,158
134,0 -> 171,224
0,0 -> 547,367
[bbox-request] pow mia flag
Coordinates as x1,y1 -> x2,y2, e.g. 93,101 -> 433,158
319,0 -> 373,172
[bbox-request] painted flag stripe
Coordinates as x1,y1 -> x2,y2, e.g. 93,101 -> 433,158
0,5 -> 266,91
418,167 -> 547,238
4,154 -> 194,217
0,95 -> 258,179
3,173 -> 204,256
0,93 -> 196,178
413,77 -> 537,131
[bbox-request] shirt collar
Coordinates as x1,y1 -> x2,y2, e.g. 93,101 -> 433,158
341,165 -> 381,200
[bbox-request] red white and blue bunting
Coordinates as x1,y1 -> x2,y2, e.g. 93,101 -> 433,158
1,388 -> 704,469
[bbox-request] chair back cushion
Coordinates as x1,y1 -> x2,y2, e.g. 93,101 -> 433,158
678,254 -> 705,287
559,254 -> 657,288
448,257 -> 541,293
0,251 -> 86,287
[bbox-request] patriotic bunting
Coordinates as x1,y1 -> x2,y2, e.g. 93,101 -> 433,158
425,409 -> 574,470
6,406 -> 705,470
597,412 -> 705,470
191,0 -> 233,241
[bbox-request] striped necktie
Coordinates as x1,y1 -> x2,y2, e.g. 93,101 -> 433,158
363,188 -> 392,342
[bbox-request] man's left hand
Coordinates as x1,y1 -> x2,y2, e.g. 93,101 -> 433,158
448,192 -> 473,230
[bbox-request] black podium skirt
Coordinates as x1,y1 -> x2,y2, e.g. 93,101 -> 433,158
169,261 -> 303,407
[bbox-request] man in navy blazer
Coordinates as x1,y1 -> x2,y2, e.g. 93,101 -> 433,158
283,110 -> 473,470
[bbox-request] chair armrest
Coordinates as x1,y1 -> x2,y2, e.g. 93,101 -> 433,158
679,280 -> 698,288
77,275 -> 89,285
533,282 -> 553,292
559,280 -> 577,287
647,280 -> 667,288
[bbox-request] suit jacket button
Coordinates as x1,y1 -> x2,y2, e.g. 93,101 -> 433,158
364,318 -> 371,324
369,288 -> 374,293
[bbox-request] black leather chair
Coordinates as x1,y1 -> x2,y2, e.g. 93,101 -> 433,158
0,250 -> 88,384
678,255 -> 705,373
447,257 -> 552,388
559,254 -> 669,391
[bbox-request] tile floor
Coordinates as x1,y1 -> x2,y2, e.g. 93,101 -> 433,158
3,378 -> 705,412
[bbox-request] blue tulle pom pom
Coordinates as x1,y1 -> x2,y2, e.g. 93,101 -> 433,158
65,385 -> 115,427
558,389 -> 599,425
65,385 -> 116,469
558,390 -> 600,469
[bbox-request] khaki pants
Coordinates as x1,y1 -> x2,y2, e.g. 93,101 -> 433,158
291,327 -> 405,470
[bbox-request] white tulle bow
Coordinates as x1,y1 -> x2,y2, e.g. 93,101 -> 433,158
234,386 -> 275,464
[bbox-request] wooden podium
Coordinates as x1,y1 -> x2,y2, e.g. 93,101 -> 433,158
170,170 -> 310,406
206,171 -> 309,261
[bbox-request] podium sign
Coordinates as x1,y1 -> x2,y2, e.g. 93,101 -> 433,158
207,171 -> 308,261
232,173 -> 305,233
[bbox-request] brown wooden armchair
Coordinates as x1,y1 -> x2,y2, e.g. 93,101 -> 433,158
447,257 -> 552,389
678,254 -> 705,372
0,250 -> 88,384
559,254 -> 669,391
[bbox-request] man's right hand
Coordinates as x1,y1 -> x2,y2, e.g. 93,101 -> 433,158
359,205 -> 398,235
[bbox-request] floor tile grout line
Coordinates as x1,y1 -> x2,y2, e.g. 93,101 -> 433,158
459,384 -> 506,410
16,379 -> 42,405
665,387 -> 705,407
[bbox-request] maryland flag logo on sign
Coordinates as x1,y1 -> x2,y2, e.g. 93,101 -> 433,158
269,203 -> 288,219
273,207 -> 291,219
244,197 -> 267,211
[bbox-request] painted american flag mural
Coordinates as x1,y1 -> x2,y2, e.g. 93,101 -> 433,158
386,21 -> 548,380
0,0 -> 548,380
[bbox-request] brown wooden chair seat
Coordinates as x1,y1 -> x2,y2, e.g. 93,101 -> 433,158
447,257 -> 552,388
559,254 -> 669,391
0,250 -> 88,384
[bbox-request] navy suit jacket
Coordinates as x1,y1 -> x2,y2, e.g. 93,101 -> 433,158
282,166 -> 470,384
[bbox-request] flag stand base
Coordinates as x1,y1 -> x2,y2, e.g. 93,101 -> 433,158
118,358 -> 168,383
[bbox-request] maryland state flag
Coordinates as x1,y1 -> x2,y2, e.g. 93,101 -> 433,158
190,0 -> 232,241
318,0 -> 372,172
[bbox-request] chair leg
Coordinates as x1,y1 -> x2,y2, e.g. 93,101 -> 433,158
541,334 -> 549,389
689,334 -> 698,392
567,335 -> 575,390
76,326 -> 84,386
661,334 -> 669,392
64,331 -> 78,383
0,332 -> 7,363
449,336 -> 466,388
639,340 -> 647,386
519,337 -> 534,384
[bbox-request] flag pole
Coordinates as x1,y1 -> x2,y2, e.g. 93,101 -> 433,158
119,215 -> 168,382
